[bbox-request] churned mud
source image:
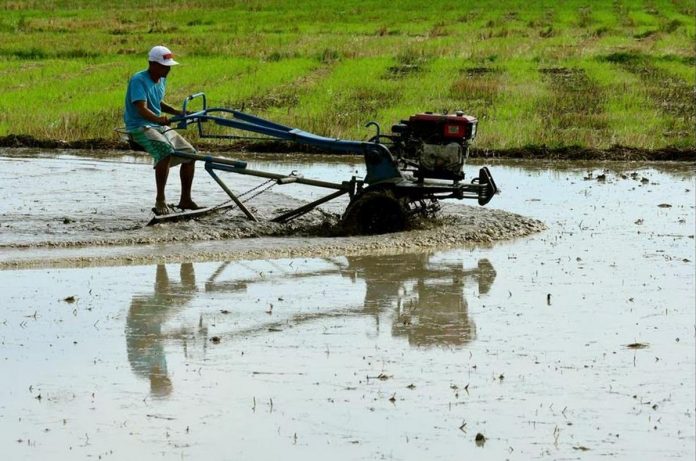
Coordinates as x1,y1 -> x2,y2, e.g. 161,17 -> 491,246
0,149 -> 544,268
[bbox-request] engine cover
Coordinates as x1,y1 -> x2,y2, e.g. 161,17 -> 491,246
407,112 -> 477,143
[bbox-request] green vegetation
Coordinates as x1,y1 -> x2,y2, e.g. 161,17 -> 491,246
0,0 -> 693,150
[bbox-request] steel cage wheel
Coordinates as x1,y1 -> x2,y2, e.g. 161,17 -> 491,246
341,188 -> 409,235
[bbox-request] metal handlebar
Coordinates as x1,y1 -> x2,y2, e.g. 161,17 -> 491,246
365,121 -> 381,143
182,92 -> 207,114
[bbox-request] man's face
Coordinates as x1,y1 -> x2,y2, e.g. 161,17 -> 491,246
149,61 -> 171,80
155,62 -> 171,78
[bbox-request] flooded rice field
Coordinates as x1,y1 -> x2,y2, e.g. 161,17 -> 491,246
0,149 -> 694,460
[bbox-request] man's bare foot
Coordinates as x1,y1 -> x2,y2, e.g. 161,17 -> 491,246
153,200 -> 173,216
177,200 -> 204,211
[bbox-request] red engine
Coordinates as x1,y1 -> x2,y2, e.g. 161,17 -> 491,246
390,111 -> 478,181
401,112 -> 478,143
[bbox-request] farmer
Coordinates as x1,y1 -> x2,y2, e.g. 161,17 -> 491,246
124,45 -> 201,215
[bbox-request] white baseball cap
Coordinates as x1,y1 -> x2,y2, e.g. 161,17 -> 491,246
148,45 -> 179,66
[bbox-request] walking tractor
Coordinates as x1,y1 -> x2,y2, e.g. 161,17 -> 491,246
150,93 -> 498,234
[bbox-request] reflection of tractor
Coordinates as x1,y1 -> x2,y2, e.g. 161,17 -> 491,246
199,254 -> 496,347
343,254 -> 496,347
147,93 -> 498,234
126,254 -> 497,388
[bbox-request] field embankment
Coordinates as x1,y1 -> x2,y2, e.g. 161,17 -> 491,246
0,133 -> 692,161
0,0 -> 693,154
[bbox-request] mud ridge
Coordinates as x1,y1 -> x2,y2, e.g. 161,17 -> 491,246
1,135 -> 693,161
0,205 -> 546,268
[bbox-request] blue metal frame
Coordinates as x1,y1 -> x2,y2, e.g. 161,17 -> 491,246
173,93 -> 402,185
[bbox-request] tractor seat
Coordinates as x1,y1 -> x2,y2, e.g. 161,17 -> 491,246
114,127 -> 146,152
127,137 -> 146,152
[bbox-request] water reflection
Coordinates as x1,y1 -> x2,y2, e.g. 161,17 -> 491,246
126,255 -> 496,394
343,254 -> 496,347
126,263 -> 199,398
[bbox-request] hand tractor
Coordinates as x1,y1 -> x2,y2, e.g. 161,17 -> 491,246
147,93 -> 498,234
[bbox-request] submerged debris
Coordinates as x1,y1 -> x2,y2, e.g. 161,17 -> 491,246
367,373 -> 391,381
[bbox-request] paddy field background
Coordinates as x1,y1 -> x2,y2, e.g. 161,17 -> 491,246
0,0 -> 693,154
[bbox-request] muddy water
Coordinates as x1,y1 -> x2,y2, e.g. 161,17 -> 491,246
0,150 -> 694,460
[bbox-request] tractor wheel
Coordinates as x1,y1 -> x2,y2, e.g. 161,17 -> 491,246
341,188 -> 409,235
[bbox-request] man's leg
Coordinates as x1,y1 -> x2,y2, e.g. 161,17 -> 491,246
130,127 -> 177,215
162,130 -> 200,210
177,161 -> 200,210
154,156 -> 171,214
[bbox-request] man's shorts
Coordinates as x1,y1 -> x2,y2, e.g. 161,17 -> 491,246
129,126 -> 196,168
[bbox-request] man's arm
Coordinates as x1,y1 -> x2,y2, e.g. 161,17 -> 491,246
160,101 -> 183,117
133,100 -> 171,125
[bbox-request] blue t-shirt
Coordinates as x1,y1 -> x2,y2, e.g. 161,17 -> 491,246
124,70 -> 167,131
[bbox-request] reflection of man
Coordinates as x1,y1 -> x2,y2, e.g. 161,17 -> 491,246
126,263 -> 197,397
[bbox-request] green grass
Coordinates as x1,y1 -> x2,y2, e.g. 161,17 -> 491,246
0,0 -> 693,149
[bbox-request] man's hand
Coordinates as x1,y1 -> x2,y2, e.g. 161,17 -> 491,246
133,100 -> 171,126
